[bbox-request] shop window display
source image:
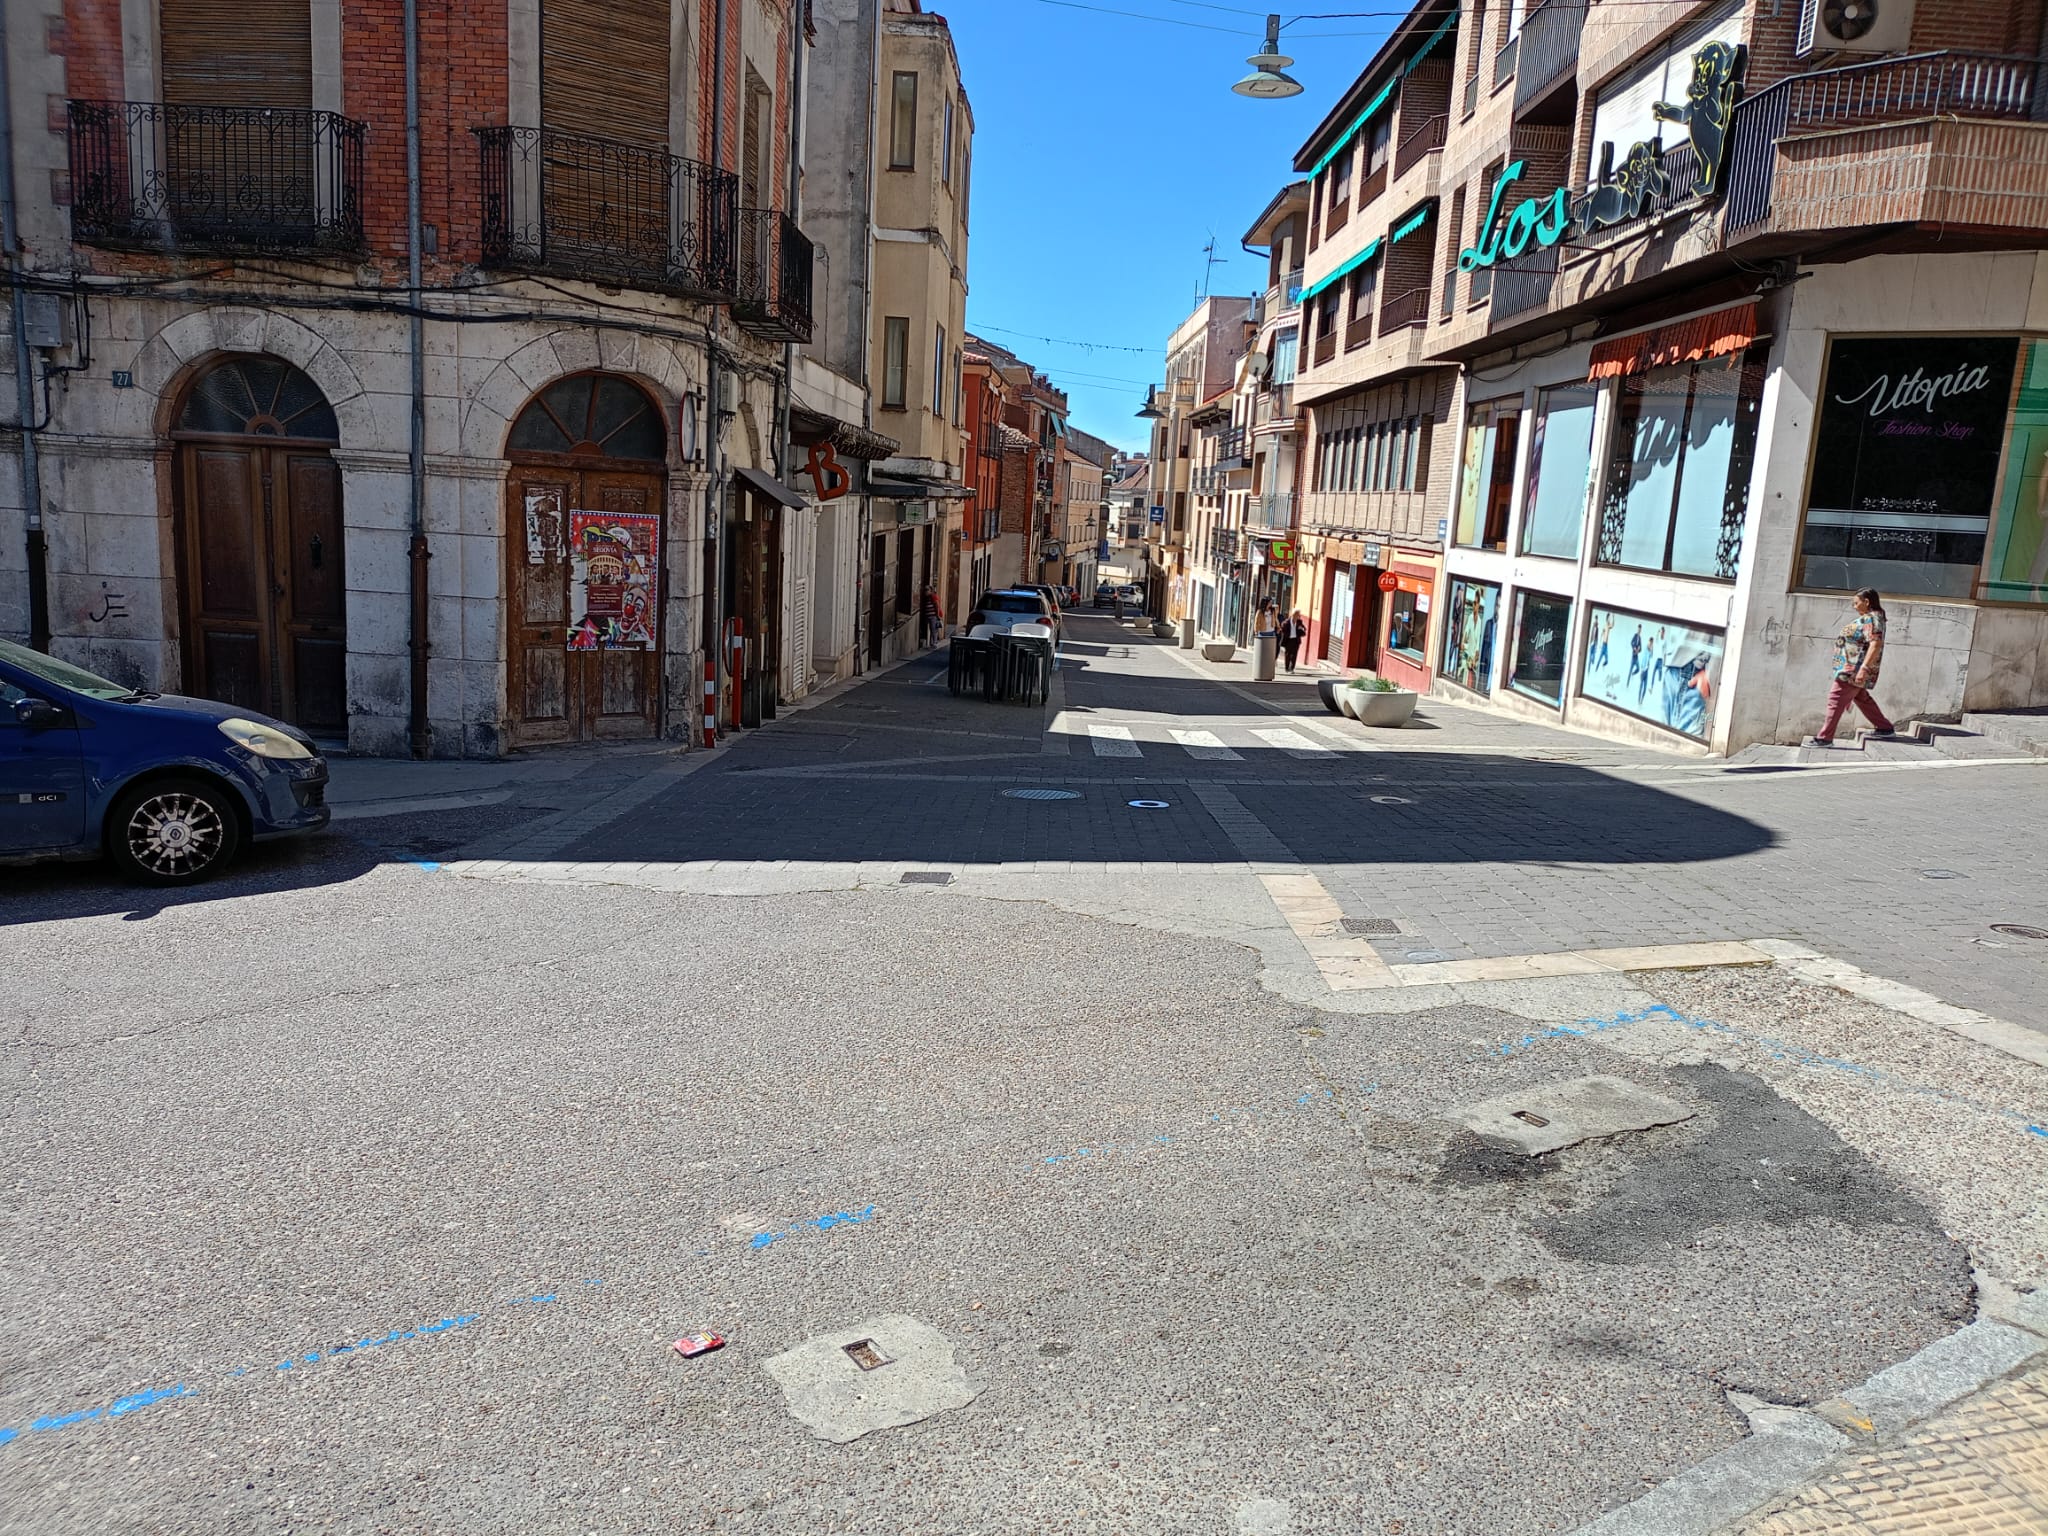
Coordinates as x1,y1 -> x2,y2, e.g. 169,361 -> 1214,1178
1439,578 -> 1499,691
1987,340 -> 2048,605
1509,590 -> 1572,705
1598,350 -> 1764,581
1387,585 -> 1429,661
1520,385 -> 1598,561
1580,602 -> 1724,741
1801,336 -> 2020,600
1455,401 -> 1518,550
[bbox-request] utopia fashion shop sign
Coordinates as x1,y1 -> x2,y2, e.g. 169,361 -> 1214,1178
1800,336 -> 2021,601
1459,42 -> 1746,274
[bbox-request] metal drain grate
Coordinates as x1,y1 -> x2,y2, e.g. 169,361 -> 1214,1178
1991,923 -> 2048,940
1342,917 -> 1402,936
900,871 -> 954,885
1002,787 -> 1082,801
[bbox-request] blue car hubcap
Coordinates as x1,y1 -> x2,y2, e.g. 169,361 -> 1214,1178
127,792 -> 225,876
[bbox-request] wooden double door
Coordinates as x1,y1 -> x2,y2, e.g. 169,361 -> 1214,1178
177,438 -> 346,735
506,464 -> 664,747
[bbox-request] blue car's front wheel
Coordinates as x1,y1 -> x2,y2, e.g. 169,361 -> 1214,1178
107,777 -> 242,885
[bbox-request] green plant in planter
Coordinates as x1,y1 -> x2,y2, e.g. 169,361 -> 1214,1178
1349,675 -> 1399,692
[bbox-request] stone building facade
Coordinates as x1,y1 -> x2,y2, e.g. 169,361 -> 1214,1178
3,0 -> 814,756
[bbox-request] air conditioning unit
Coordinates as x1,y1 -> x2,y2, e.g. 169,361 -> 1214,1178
1796,0 -> 1915,56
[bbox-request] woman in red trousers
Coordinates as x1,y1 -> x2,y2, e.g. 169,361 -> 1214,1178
1811,588 -> 1895,746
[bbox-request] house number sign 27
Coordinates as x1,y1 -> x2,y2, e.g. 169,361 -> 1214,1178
1459,41 -> 1745,275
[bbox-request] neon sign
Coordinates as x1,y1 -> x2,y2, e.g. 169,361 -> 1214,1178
1458,42 -> 1745,275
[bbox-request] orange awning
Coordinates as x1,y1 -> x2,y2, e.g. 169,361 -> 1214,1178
1588,303 -> 1759,381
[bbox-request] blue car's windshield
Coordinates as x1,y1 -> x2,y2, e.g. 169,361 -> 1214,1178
0,638 -> 134,700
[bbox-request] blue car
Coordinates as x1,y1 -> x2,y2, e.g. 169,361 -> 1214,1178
0,638 -> 330,885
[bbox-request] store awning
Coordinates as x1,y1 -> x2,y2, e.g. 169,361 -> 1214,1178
791,404 -> 900,460
734,466 -> 808,510
1299,236 -> 1384,304
1588,303 -> 1759,381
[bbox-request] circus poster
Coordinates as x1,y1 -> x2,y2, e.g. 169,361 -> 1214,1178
566,510 -> 659,651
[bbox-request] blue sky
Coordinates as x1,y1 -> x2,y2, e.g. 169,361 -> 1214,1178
943,0 -> 1395,451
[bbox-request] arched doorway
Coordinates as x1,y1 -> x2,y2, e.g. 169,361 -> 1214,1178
173,354 -> 346,735
504,372 -> 667,746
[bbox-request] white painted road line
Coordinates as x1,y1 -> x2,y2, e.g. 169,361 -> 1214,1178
1088,724 -> 1143,758
1171,728 -> 1243,761
1251,727 -> 1334,759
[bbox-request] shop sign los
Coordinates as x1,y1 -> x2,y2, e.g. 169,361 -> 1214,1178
1459,42 -> 1744,275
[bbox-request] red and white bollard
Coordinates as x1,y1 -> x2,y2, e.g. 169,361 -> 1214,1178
701,655 -> 717,748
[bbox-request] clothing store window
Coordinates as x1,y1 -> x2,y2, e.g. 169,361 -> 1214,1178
1598,348 -> 1764,580
1520,385 -> 1598,560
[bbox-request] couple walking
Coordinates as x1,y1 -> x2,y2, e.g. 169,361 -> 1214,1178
1255,599 -> 1310,673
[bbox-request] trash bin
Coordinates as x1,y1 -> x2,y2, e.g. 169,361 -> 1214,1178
1254,631 -> 1278,681
1179,616 -> 1195,649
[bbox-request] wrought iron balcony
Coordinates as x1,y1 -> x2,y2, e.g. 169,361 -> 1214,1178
1378,284 -> 1432,334
733,207 -> 815,343
476,125 -> 736,300
68,99 -> 364,254
1723,51 -> 2042,235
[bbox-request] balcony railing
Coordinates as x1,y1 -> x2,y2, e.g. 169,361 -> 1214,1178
1248,491 -> 1296,532
1218,425 -> 1249,465
1488,246 -> 1561,323
1394,113 -> 1447,179
476,125 -> 735,299
68,99 -> 365,253
1261,269 -> 1304,320
1254,383 -> 1296,428
1493,36 -> 1520,91
1514,0 -> 1587,115
734,206 -> 816,342
1378,284 -> 1432,333
1724,50 -> 2044,234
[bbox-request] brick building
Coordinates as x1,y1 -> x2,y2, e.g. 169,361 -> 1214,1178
1271,0 -> 2048,750
3,0 -> 816,754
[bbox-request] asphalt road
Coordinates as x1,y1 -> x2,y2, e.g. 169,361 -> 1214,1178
3,615 -> 2044,1535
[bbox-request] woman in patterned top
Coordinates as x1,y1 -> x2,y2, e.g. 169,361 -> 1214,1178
1811,587 -> 1895,746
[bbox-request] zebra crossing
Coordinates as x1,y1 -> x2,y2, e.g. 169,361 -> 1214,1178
1076,720 -> 1350,761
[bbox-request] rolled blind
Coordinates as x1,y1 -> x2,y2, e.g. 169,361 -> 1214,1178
161,0 -> 312,106
543,0 -> 671,146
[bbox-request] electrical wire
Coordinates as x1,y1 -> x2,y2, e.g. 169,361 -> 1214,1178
969,322 -> 1159,356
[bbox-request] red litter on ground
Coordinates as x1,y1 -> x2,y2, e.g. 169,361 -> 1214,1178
672,1333 -> 726,1358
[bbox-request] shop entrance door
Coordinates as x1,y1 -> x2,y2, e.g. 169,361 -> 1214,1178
502,373 -> 668,748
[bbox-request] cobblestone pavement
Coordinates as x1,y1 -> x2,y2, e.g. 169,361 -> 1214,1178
1733,1365 -> 2048,1534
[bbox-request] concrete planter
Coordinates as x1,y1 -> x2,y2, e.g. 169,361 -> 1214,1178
1201,640 -> 1236,663
1350,687 -> 1419,728
1315,677 -> 1345,715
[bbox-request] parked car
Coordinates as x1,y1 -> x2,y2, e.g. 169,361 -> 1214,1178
0,638 -> 331,885
967,588 -> 1059,638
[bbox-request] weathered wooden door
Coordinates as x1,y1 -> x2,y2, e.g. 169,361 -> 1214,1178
504,465 -> 665,747
174,356 -> 345,736
503,373 -> 668,747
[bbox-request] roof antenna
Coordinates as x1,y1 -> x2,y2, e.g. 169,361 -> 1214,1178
1198,235 -> 1225,301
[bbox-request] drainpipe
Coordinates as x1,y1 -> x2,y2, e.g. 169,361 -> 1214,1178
704,0 -> 730,726
404,0 -> 431,756
770,0 -> 808,709
853,0 -> 880,676
0,8 -> 50,651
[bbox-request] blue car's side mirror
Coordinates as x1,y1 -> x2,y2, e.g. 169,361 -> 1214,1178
13,697 -> 64,728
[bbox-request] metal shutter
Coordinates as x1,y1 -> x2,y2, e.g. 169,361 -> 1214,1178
161,0 -> 312,106
543,0 -> 671,146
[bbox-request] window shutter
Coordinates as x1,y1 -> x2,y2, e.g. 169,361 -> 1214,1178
543,0 -> 670,146
161,0 -> 311,106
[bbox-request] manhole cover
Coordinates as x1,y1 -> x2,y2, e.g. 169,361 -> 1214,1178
1127,799 -> 1171,809
1371,794 -> 1414,805
1342,917 -> 1402,936
842,1339 -> 891,1371
1921,869 -> 1968,880
1002,787 -> 1082,801
1402,948 -> 1451,963
1991,923 -> 2048,940
900,871 -> 954,886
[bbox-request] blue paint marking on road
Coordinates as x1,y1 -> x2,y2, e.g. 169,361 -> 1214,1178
750,1203 -> 880,1250
413,860 -> 442,872
6,1381 -> 193,1446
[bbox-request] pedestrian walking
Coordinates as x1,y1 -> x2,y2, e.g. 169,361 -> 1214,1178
1278,610 -> 1308,673
919,586 -> 943,648
1811,588 -> 1895,746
